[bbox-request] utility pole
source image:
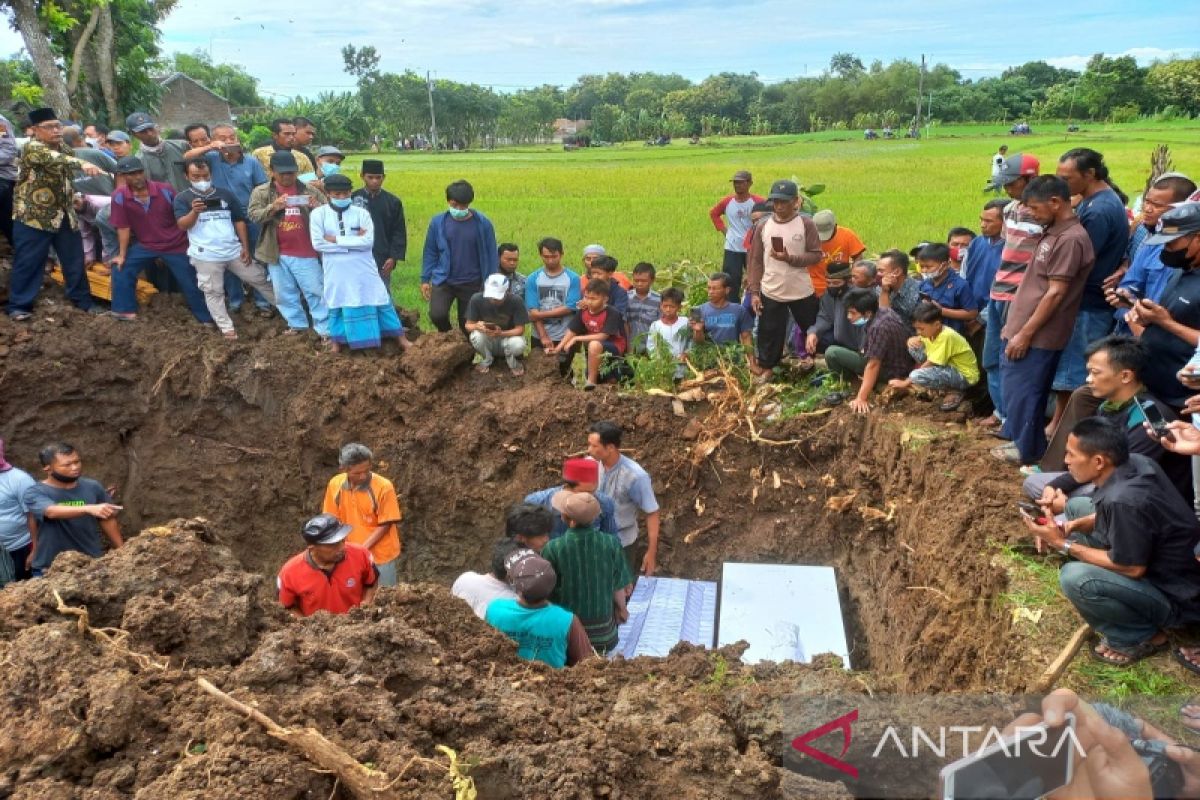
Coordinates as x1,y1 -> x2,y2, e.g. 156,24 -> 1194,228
426,70 -> 439,151
915,53 -> 925,135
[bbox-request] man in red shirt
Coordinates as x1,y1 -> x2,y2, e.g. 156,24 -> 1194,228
277,513 -> 379,617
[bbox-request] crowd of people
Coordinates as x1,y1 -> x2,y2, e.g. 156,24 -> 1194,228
6,101 -> 1200,682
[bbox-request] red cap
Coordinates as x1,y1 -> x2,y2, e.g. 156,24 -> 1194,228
562,457 -> 599,484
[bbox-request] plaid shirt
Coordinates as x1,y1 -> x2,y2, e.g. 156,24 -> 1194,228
542,524 -> 633,653
862,307 -> 915,383
14,141 -> 85,231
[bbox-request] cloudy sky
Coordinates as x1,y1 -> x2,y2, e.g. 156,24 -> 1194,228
2,0 -> 1196,99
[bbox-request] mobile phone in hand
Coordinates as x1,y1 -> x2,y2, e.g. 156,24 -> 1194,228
939,714 -> 1076,800
771,236 -> 785,252
1139,399 -> 1175,442
1017,501 -> 1048,524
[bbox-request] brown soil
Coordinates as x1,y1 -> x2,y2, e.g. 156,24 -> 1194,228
0,288 -> 1047,798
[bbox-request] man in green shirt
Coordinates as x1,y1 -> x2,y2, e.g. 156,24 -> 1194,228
541,492 -> 632,654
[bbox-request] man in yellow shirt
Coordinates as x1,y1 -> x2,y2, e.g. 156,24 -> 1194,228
889,303 -> 979,411
321,443 -> 402,586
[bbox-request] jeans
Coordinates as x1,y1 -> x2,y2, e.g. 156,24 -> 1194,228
268,255 -> 328,335
7,219 -> 91,314
1000,345 -> 1062,464
1053,307 -> 1115,392
982,299 -> 1007,420
194,258 -> 277,334
1023,470 -> 1095,502
907,344 -> 970,391
1059,561 -> 1174,651
223,221 -> 271,311
430,283 -> 480,333
722,250 -> 747,301
469,330 -> 527,368
112,245 -> 213,323
757,293 -> 819,369
824,345 -> 867,379
376,558 -> 398,588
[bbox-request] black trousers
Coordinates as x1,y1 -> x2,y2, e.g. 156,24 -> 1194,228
5,543 -> 32,583
722,250 -> 747,301
429,282 -> 480,333
0,178 -> 13,247
757,293 -> 819,369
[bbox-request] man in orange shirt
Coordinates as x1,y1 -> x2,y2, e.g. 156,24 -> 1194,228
812,209 -> 867,297
322,443 -> 403,586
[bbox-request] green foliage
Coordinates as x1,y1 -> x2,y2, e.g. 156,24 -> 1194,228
40,1 -> 78,34
621,341 -> 682,393
12,82 -> 43,106
170,51 -> 262,107
244,124 -> 272,148
774,370 -> 849,418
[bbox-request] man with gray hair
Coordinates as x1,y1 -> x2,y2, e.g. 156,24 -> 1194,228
321,443 -> 403,586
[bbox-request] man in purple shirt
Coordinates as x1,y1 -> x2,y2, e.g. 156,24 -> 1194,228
107,156 -> 212,323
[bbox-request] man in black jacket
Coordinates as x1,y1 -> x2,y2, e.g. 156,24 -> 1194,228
352,159 -> 406,287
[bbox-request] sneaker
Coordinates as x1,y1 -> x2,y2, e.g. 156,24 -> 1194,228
824,391 -> 847,406
9,311 -> 32,322
85,306 -> 107,315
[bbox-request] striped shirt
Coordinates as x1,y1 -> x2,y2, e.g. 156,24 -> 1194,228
989,200 -> 1043,303
542,525 -> 633,653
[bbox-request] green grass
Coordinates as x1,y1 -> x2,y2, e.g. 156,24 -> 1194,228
358,121 -> 1200,325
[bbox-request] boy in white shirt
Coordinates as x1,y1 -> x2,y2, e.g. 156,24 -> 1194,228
647,287 -> 691,380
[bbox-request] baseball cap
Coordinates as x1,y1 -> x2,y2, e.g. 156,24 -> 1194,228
507,553 -> 557,602
483,273 -> 509,300
270,151 -> 299,173
813,209 -> 837,242
985,154 -> 1040,192
125,112 -> 155,133
106,130 -> 131,143
767,179 -> 798,201
301,513 -> 352,545
316,145 -> 344,159
561,457 -> 599,485
114,156 -> 144,174
751,201 -> 771,214
552,491 -> 601,526
1145,203 -> 1200,245
731,169 -> 752,182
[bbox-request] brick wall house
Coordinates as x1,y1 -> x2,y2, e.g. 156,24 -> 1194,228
156,73 -> 232,133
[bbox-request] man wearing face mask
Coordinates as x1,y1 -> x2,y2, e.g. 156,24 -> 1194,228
308,146 -> 344,192
125,112 -> 188,191
23,443 -> 123,578
1129,203 -> 1200,409
1108,175 -> 1197,335
915,242 -> 978,335
806,261 -> 863,356
995,176 -> 1095,469
174,158 -> 277,340
421,179 -> 498,333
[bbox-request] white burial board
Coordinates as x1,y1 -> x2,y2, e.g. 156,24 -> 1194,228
717,562 -> 850,668
612,576 -> 717,658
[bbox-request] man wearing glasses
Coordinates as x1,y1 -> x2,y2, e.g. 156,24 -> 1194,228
6,107 -> 104,321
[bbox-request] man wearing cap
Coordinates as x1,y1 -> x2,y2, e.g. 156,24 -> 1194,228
977,153 -> 1044,433
125,112 -> 188,191
709,171 -> 764,300
309,145 -> 344,191
6,107 -> 106,320
1129,203 -> 1200,410
421,179 -> 498,333
465,273 -> 529,375
252,118 -> 315,177
541,492 -> 633,655
310,174 -> 408,352
321,443 -> 403,587
806,262 -> 864,356
352,159 -> 406,283
452,538 -> 521,618
812,209 -> 866,298
247,150 -> 330,337
523,458 -> 620,541
105,131 -> 134,161
746,179 -> 825,379
485,551 -> 594,668
108,156 -> 215,324
174,157 -> 276,340
0,440 -> 38,584
277,513 -> 379,617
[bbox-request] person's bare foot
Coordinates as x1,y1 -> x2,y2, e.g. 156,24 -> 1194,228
510,363 -> 525,377
474,363 -> 491,373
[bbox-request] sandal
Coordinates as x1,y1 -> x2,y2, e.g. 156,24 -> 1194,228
222,330 -> 238,341
1173,646 -> 1200,676
975,414 -> 1003,430
510,364 -> 525,377
108,312 -> 137,322
1180,699 -> 1200,733
1089,636 -> 1167,666
9,311 -> 32,322
939,392 -> 964,412
474,363 -> 491,374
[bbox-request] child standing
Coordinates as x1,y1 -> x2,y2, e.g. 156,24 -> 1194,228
626,262 -> 661,353
889,303 -> 979,411
647,287 -> 690,380
551,278 -> 627,390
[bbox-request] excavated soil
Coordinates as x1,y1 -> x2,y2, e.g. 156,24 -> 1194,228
0,288 -> 1040,798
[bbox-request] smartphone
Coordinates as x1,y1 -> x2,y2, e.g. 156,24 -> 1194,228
284,195 -> 309,207
1114,287 -> 1140,307
1016,502 -> 1048,525
771,236 -> 785,252
939,713 -> 1076,800
203,197 -> 223,210
919,292 -> 932,302
484,322 -> 500,331
1139,399 -> 1174,442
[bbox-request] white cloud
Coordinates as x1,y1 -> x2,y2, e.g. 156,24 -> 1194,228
1046,46 -> 1197,72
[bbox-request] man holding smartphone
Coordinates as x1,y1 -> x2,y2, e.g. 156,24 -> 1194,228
465,273 -> 529,376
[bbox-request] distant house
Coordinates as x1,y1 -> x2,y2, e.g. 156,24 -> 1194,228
552,118 -> 590,143
156,73 -> 232,133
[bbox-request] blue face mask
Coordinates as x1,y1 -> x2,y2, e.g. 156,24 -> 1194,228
852,316 -> 869,327
448,206 -> 470,220
330,197 -> 351,210
321,162 -> 341,177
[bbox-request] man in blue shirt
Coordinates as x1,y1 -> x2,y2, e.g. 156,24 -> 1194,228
523,458 -> 620,541
963,200 -> 1006,313
691,273 -> 756,367
421,179 -> 498,333
0,440 -> 36,584
916,243 -> 978,335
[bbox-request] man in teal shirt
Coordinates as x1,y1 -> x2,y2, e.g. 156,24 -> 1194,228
485,551 -> 592,668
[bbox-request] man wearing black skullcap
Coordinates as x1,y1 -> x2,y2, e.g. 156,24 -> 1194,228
6,107 -> 105,320
352,159 -> 406,286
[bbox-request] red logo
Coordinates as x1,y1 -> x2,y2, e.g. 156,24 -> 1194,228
791,709 -> 858,779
